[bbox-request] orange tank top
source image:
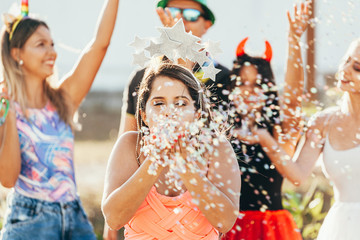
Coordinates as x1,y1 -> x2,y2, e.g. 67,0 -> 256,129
124,186 -> 219,240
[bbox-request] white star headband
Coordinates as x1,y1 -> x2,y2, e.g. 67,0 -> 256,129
130,19 -> 222,81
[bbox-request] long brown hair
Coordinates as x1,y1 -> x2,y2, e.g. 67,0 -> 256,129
1,17 -> 72,126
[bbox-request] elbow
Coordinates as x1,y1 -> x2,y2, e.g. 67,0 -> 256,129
0,173 -> 19,188
291,179 -> 303,187
215,208 -> 239,234
100,44 -> 110,52
104,215 -> 123,231
288,175 -> 304,187
1,179 -> 17,188
101,204 -> 126,231
93,40 -> 110,52
216,217 -> 237,234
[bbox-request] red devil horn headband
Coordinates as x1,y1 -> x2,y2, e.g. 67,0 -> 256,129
263,40 -> 272,62
236,37 -> 273,62
235,37 -> 249,57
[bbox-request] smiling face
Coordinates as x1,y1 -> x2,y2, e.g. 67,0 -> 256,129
16,25 -> 57,81
143,76 -> 196,130
337,40 -> 360,93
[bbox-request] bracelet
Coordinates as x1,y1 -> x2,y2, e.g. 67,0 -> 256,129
0,98 -> 10,126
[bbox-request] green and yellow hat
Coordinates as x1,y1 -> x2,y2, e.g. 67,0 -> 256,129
157,0 -> 215,24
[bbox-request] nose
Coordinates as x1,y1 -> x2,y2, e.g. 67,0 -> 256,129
341,59 -> 352,73
162,106 -> 171,117
49,45 -> 57,59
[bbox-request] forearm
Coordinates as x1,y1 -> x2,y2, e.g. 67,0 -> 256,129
0,112 -> 21,188
179,167 -> 239,233
94,0 -> 119,48
257,130 -> 308,185
102,159 -> 163,230
284,33 -> 304,107
282,33 -> 305,136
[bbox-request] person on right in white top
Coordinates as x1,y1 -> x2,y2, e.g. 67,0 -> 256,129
252,38 -> 360,240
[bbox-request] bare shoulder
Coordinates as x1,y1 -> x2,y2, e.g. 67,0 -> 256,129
106,131 -> 140,181
108,131 -> 139,166
115,131 -> 139,150
306,106 -> 339,138
307,106 -> 339,128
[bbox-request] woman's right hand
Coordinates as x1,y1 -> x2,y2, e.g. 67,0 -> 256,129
0,83 -> 14,126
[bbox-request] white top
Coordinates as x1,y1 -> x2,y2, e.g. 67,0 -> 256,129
322,135 -> 360,202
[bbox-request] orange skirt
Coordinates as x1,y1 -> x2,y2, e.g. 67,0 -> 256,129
222,210 -> 302,240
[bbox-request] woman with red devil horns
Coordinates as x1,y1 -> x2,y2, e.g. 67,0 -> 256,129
223,2 -> 310,240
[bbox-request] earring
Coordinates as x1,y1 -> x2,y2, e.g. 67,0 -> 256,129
19,59 -> 23,65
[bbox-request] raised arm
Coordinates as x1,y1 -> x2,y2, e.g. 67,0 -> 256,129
278,2 -> 310,152
60,0 -> 119,111
256,110 -> 331,186
101,132 -> 164,230
178,137 -> 241,233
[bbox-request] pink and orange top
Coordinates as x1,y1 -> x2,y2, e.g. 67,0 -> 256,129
124,186 -> 219,240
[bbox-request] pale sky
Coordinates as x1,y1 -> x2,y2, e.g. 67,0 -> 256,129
1,0 -> 359,91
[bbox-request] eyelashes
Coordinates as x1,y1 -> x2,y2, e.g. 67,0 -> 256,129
152,99 -> 188,107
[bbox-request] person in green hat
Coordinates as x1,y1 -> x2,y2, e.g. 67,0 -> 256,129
103,1 -> 231,239
156,0 -> 215,38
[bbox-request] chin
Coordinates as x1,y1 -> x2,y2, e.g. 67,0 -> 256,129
44,71 -> 55,79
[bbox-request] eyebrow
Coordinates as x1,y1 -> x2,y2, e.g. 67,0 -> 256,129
175,96 -> 191,101
149,96 -> 164,101
150,96 -> 191,101
33,38 -> 54,45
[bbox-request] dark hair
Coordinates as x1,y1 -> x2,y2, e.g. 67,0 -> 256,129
136,61 -> 212,129
229,53 -> 280,131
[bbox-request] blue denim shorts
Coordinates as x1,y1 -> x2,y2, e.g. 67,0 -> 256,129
1,191 -> 96,240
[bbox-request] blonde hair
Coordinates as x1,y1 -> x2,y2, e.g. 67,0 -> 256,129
1,17 -> 73,126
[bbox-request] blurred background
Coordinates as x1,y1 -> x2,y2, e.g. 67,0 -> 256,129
0,0 -> 359,239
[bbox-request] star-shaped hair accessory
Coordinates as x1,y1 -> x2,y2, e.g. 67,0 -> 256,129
132,51 -> 150,68
157,20 -> 202,62
201,62 -> 221,81
129,36 -> 149,52
129,19 -> 221,81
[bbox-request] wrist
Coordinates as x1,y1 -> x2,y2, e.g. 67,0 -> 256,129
288,32 -> 300,42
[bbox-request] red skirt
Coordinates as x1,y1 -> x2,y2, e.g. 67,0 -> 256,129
222,210 -> 302,240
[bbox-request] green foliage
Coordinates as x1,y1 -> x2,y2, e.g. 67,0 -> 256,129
283,179 -> 333,240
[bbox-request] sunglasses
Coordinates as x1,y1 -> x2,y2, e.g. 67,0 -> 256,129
167,7 -> 205,22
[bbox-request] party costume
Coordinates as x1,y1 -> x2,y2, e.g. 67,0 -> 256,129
1,102 -> 96,240
224,104 -> 301,240
124,186 -> 219,240
316,134 -> 360,240
223,140 -> 302,240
